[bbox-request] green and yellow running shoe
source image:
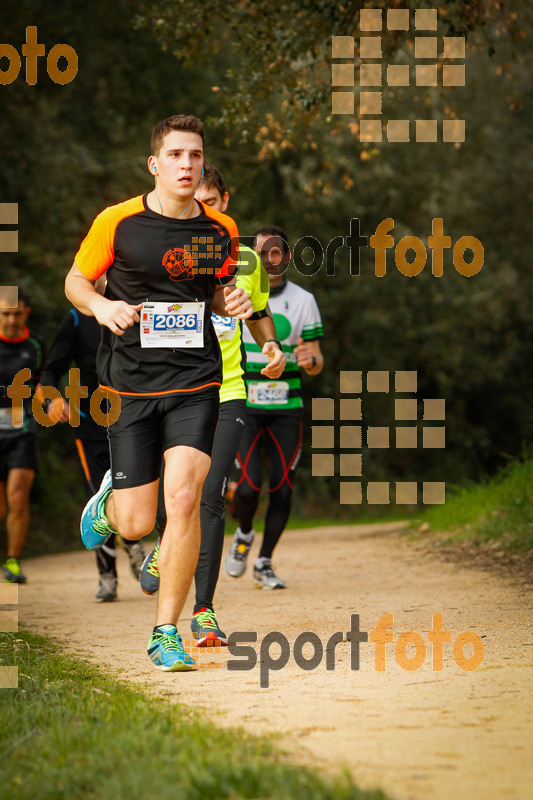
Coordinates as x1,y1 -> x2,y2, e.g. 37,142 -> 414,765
3,557 -> 27,584
140,536 -> 161,595
191,607 -> 228,647
147,625 -> 197,671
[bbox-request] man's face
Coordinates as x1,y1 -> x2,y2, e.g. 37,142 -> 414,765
255,234 -> 290,287
149,130 -> 204,201
195,183 -> 229,213
0,301 -> 30,339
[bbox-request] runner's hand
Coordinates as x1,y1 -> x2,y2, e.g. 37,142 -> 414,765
91,297 -> 143,335
34,385 -> 66,424
57,398 -> 70,423
223,286 -> 253,319
261,341 -> 285,378
294,337 -> 314,369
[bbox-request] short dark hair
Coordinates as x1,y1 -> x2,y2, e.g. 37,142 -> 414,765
17,288 -> 29,306
253,225 -> 290,255
151,115 -> 204,156
202,161 -> 227,197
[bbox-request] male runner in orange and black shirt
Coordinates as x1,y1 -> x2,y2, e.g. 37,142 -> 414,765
65,114 -> 252,671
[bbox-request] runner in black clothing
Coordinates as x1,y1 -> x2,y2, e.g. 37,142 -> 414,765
0,290 -> 44,583
40,305 -> 146,601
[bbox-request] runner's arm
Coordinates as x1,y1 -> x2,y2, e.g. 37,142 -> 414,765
40,312 -> 76,388
212,285 -> 253,319
246,307 -> 285,378
38,312 -> 77,423
294,337 -> 324,375
65,262 -> 142,336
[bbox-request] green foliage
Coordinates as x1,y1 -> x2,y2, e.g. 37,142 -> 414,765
417,452 -> 533,551
136,0 -> 519,139
0,630 -> 388,800
0,0 -> 224,323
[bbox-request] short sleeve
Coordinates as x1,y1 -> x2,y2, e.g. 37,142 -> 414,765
236,246 -> 269,312
75,196 -> 144,281
200,204 -> 239,284
301,294 -> 323,341
75,208 -> 117,280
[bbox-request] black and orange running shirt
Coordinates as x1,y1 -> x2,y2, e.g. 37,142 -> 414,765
75,195 -> 238,397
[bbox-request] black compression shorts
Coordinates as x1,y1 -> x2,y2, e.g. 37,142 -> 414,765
0,434 -> 38,481
108,388 -> 220,489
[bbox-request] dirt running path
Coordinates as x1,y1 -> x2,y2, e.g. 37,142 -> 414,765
19,524 -> 533,800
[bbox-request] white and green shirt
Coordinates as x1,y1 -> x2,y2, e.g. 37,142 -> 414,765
242,279 -> 323,413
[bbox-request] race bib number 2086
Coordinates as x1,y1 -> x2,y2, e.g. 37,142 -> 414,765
140,301 -> 204,348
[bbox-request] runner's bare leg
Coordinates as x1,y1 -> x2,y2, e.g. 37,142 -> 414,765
156,445 -> 211,625
6,468 -> 35,558
105,480 -> 158,541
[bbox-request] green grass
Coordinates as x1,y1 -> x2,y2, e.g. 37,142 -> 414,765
0,630 -> 388,800
415,454 -> 533,552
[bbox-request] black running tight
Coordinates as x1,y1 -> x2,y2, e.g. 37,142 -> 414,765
233,412 -> 303,560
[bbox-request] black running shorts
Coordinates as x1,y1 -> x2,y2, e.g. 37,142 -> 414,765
0,434 -> 38,481
108,388 -> 220,489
